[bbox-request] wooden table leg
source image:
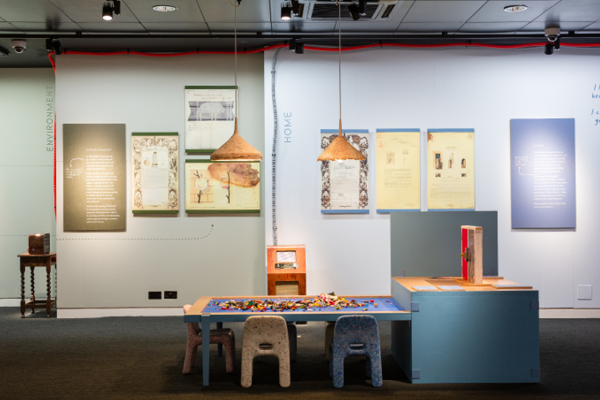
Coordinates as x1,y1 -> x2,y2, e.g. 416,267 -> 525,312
46,262 -> 52,318
30,266 -> 35,315
20,263 -> 25,318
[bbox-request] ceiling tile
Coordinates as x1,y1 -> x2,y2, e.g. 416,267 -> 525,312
77,22 -> 148,33
468,1 -> 559,23
0,0 -> 71,23
397,22 -> 463,33
577,20 -> 600,32
335,21 -> 402,33
206,22 -> 272,33
143,22 -> 210,33
198,0 -> 271,23
48,0 -> 140,23
272,21 -> 335,33
10,21 -> 82,32
402,1 -> 486,23
520,21 -> 595,32
534,0 -> 600,22
124,0 -> 205,23
0,21 -> 22,33
459,22 -> 529,33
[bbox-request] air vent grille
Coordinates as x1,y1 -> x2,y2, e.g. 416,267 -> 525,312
311,3 -> 380,19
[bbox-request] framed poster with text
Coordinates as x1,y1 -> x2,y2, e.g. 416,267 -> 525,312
132,133 -> 179,214
320,129 -> 369,214
184,86 -> 236,154
185,160 -> 260,214
63,124 -> 126,231
376,129 -> 421,212
511,118 -> 576,229
427,129 -> 475,210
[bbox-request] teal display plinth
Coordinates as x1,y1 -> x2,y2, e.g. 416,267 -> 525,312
391,278 -> 540,384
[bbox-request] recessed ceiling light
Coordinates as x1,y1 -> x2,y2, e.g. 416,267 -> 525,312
153,5 -> 179,12
504,5 -> 528,13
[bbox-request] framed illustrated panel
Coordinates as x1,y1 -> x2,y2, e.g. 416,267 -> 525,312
427,129 -> 475,211
185,160 -> 260,214
63,123 -> 126,231
184,86 -> 236,154
511,118 -> 576,229
320,129 -> 369,214
375,129 -> 421,212
132,133 -> 179,214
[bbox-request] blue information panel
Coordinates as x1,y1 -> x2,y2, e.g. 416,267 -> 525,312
511,119 -> 576,229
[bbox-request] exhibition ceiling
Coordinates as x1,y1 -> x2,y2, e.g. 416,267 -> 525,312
1,0 -> 600,66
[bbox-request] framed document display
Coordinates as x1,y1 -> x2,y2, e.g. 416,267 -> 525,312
132,133 -> 179,214
185,160 -> 260,214
320,129 -> 369,214
510,118 -> 576,229
63,124 -> 126,231
427,129 -> 475,210
376,129 -> 421,212
184,86 -> 236,154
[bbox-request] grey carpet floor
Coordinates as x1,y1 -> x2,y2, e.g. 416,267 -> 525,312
1,307 -> 599,399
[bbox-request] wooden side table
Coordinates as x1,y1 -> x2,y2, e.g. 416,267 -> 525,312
18,253 -> 57,318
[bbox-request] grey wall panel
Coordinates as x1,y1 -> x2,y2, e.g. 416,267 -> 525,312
390,211 -> 498,278
55,54 -> 265,308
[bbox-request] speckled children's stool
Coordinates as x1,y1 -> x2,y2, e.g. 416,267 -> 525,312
182,304 -> 236,374
241,315 -> 291,388
329,315 -> 383,388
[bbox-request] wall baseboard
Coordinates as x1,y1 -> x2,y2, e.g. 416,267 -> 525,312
540,308 -> 600,319
0,299 -> 20,307
57,308 -> 183,319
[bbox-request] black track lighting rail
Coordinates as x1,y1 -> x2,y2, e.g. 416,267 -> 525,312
2,33 -> 600,41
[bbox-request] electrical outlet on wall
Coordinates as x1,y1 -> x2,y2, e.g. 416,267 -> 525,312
164,291 -> 177,299
148,291 -> 162,300
577,285 -> 592,300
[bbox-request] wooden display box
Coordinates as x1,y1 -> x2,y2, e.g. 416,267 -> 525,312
459,225 -> 483,285
267,245 -> 306,295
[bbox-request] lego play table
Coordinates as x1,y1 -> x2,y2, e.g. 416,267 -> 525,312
184,295 -> 410,386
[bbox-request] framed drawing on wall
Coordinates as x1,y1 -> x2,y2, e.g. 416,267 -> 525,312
185,160 -> 260,214
320,129 -> 369,214
426,129 -> 475,211
375,129 -> 421,212
132,133 -> 179,214
184,86 -> 236,154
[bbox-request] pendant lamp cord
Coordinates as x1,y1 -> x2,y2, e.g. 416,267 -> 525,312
338,0 -> 342,136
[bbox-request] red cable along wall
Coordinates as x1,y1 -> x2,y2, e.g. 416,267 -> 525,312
46,40 -> 600,219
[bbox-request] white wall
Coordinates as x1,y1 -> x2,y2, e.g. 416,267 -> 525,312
0,69 -> 56,304
56,54 -> 265,310
264,47 -> 600,308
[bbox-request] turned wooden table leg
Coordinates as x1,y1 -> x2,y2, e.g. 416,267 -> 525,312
46,263 -> 52,317
30,266 -> 35,315
20,263 -> 25,318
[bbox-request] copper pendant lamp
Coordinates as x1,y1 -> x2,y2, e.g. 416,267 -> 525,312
317,0 -> 366,162
211,0 -> 263,161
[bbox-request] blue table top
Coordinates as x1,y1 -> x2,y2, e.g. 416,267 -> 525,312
184,296 -> 410,323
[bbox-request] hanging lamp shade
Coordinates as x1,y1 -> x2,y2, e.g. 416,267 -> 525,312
210,119 -> 263,161
317,120 -> 366,161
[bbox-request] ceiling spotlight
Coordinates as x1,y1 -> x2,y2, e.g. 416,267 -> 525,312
289,39 -> 304,54
102,1 -> 121,21
46,39 -> 63,55
152,5 -> 179,12
504,5 -> 528,13
348,3 -> 360,20
281,6 -> 292,20
102,3 -> 113,20
544,42 -> 554,55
